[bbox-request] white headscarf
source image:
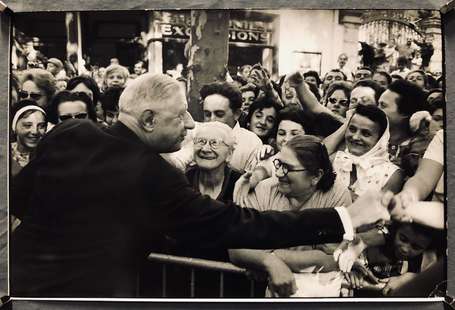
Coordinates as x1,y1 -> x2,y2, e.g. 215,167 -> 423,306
333,115 -> 399,198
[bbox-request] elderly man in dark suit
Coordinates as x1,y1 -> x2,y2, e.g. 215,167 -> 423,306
11,73 -> 391,298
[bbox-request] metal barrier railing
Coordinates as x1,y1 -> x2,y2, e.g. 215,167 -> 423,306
147,252 -> 260,298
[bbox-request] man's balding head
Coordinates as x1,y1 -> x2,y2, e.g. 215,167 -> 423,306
118,73 -> 194,152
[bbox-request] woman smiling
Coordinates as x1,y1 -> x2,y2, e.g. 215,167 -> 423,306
333,104 -> 404,200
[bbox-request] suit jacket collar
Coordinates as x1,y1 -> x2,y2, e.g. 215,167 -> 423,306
107,121 -> 145,147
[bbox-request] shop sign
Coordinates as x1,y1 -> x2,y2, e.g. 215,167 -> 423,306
160,17 -> 272,45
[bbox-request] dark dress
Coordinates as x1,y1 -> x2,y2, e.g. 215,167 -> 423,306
10,119 -> 345,298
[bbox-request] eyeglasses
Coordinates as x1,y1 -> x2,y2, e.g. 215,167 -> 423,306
273,158 -> 307,176
193,137 -> 228,149
59,113 -> 88,121
18,90 -> 43,101
328,97 -> 350,107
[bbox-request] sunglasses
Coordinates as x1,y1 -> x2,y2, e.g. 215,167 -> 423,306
328,97 -> 349,107
18,90 -> 43,101
59,113 -> 88,121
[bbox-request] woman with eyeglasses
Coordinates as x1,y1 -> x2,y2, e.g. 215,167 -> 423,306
18,68 -> 57,108
185,121 -> 240,201
46,90 -> 97,126
10,100 -> 47,177
66,76 -> 103,124
230,134 -> 351,297
332,104 -> 403,201
325,81 -> 352,118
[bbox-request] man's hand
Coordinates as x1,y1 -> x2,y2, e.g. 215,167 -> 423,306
346,190 -> 393,229
285,72 -> 305,89
333,237 -> 367,272
264,253 -> 297,297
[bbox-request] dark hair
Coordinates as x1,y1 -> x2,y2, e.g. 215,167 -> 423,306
391,74 -> 404,81
232,75 -> 248,87
427,98 -> 444,115
101,86 -> 124,115
426,74 -> 438,89
391,222 -> 444,254
200,82 -> 243,112
307,82 -> 322,102
325,81 -> 352,104
277,106 -> 316,136
245,96 -> 282,141
286,134 -> 336,192
303,70 -> 322,87
373,70 -> 392,86
324,69 -> 347,81
351,104 -> 388,139
406,70 -> 428,89
388,80 -> 427,117
240,83 -> 260,99
356,66 -> 374,75
47,90 -> 96,124
397,56 -> 409,67
66,76 -> 101,107
353,79 -> 386,104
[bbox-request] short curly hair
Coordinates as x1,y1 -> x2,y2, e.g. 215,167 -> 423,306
19,68 -> 57,105
388,80 -> 427,117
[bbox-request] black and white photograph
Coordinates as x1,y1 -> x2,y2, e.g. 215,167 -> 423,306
3,7 -> 446,302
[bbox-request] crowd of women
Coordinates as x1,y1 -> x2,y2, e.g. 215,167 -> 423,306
9,51 -> 445,298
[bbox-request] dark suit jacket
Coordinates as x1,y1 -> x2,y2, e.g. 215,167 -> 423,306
11,120 -> 345,297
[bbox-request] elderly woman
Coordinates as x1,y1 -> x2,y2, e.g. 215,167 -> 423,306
243,96 -> 282,144
46,90 -> 97,125
324,81 -> 352,118
10,100 -> 47,177
230,134 -> 351,297
185,121 -> 240,201
18,68 -> 57,108
332,104 -> 403,201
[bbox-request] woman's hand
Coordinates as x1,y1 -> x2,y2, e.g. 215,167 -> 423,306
345,270 -> 366,290
264,253 -> 297,297
333,237 -> 367,272
390,191 -> 418,223
381,276 -> 405,296
257,145 -> 276,161
233,171 -> 253,207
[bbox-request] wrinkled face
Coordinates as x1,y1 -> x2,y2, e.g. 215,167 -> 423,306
378,90 -> 406,126
248,107 -> 277,139
203,94 -> 238,128
373,73 -> 389,87
57,100 -> 88,122
406,72 -> 426,89
21,80 -> 48,108
193,127 -> 231,171
15,111 -> 47,150
150,90 -> 195,152
394,225 -> 431,260
323,71 -> 344,89
338,55 -> 348,67
241,90 -> 256,113
276,120 -> 305,151
350,86 -> 376,109
354,69 -> 373,81
106,71 -> 126,88
430,108 -> 443,133
275,145 -> 316,198
304,76 -> 318,87
327,89 -> 349,118
345,113 -> 381,156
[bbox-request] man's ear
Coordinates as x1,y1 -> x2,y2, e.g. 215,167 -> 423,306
139,110 -> 156,132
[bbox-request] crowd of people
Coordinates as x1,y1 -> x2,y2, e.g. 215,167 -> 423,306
9,40 -> 445,299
